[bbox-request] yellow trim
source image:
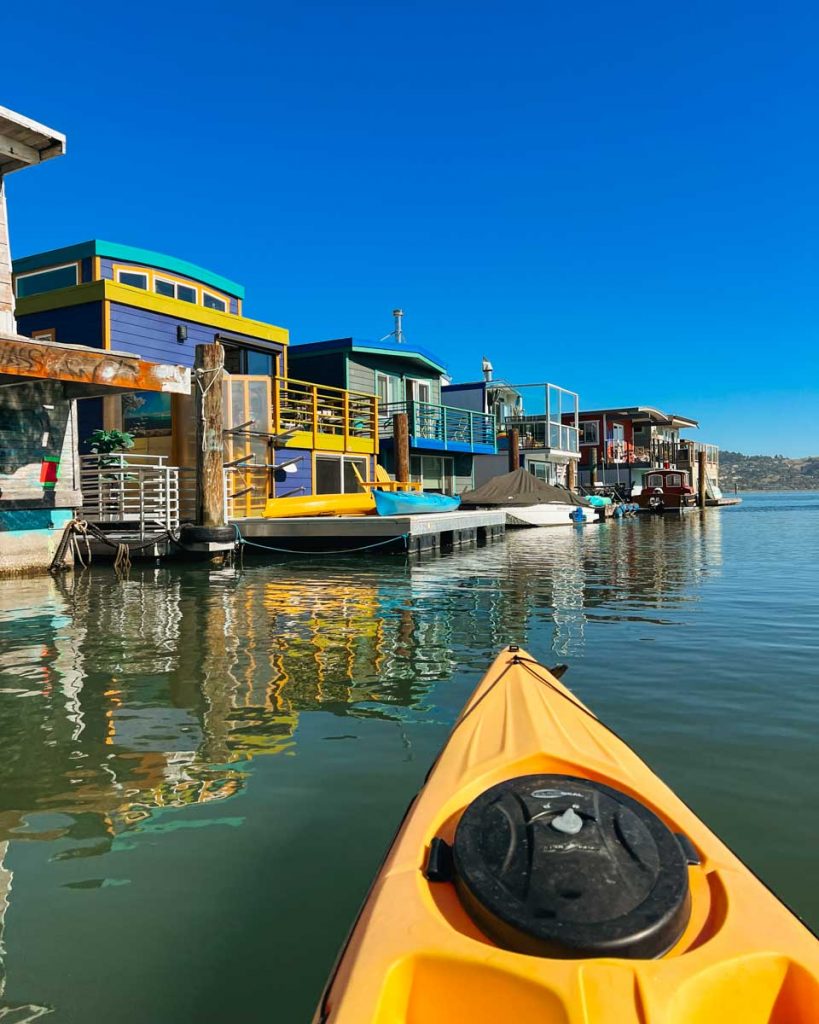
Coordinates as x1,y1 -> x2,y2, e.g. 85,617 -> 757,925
93,255 -> 101,282
102,299 -> 111,350
15,279 -> 289,344
112,262 -> 232,310
30,328 -> 56,342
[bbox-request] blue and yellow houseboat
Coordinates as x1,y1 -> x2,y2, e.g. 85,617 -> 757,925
13,241 -> 379,519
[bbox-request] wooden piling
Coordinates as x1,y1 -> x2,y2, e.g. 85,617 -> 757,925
393,412 -> 410,484
195,342 -> 226,527
508,428 -> 520,472
590,454 -> 599,488
697,449 -> 707,508
567,458 -> 577,491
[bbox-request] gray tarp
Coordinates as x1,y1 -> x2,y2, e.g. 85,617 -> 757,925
460,468 -> 590,508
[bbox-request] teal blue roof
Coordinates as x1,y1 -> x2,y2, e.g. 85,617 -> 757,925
12,240 -> 245,299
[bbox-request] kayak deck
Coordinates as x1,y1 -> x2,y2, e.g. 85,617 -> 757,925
316,648 -> 818,1023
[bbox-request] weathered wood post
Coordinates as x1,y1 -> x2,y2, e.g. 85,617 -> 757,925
195,342 -> 226,527
567,458 -> 577,491
393,412 -> 410,485
508,428 -> 520,472
698,449 -> 707,508
590,453 -> 599,488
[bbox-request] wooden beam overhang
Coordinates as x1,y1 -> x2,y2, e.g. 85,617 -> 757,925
0,106 -> 66,174
0,332 -> 190,398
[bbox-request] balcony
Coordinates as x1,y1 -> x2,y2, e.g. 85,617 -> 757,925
602,440 -> 719,468
379,401 -> 496,453
273,377 -> 378,455
505,415 -> 579,455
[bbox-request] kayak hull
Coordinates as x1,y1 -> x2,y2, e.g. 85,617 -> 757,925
374,491 -> 461,516
315,647 -> 818,1023
263,492 -> 375,518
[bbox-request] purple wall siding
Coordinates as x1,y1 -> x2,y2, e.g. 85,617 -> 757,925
230,298 -> 238,314
80,257 -> 93,283
108,303 -> 281,368
99,258 -> 114,280
273,447 -> 312,497
17,303 -> 104,348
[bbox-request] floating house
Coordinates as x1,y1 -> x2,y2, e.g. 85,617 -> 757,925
288,315 -> 497,494
563,405 -> 720,494
443,365 -> 580,489
0,107 -> 191,575
13,241 -> 379,517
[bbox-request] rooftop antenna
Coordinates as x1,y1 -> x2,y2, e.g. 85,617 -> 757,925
381,308 -> 405,344
482,356 -> 494,382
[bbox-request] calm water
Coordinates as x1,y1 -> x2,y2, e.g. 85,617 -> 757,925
0,493 -> 816,1021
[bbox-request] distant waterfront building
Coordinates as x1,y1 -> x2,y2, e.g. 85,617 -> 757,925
289,327 -> 497,494
0,110 -> 190,575
444,366 -> 580,488
562,405 -> 720,493
13,241 -> 378,515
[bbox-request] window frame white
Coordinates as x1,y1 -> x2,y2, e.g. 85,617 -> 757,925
116,268 -> 149,290
202,290 -> 227,312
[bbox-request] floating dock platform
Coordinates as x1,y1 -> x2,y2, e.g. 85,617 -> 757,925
234,509 -> 507,556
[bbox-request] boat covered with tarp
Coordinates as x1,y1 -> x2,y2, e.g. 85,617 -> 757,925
459,468 -> 592,527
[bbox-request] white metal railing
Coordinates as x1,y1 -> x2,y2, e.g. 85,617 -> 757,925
80,453 -> 180,537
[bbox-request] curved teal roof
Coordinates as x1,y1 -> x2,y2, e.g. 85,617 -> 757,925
12,239 -> 245,299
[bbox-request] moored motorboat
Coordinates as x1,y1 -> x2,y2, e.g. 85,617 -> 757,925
373,491 -> 461,516
459,468 -> 592,528
315,647 -> 818,1023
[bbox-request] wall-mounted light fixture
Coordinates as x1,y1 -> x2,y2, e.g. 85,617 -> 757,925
176,325 -> 187,344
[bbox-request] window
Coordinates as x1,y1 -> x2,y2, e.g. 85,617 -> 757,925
15,264 -> 78,298
246,350 -> 273,376
154,277 -> 197,303
409,455 -> 454,494
154,278 -> 175,298
376,373 -> 390,405
579,421 -> 599,445
416,381 -> 431,404
118,269 -> 148,289
646,474 -> 664,488
315,455 -> 368,494
203,291 -> 227,312
31,329 -> 57,342
666,473 -> 682,487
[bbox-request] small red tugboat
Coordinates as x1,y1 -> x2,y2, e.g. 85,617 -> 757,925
635,469 -> 698,513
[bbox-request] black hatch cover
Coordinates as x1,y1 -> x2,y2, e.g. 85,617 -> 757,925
452,774 -> 691,959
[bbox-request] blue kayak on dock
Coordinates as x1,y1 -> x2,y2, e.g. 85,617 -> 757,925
373,491 -> 461,516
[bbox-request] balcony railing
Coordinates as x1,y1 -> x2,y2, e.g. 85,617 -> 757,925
505,415 -> 579,454
603,440 -> 719,467
273,377 -> 378,453
379,401 -> 495,452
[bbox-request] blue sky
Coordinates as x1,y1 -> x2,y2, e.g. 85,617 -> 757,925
4,1 -> 817,455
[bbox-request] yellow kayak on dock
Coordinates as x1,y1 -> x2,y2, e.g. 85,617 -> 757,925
315,647 -> 817,1023
263,492 -> 375,518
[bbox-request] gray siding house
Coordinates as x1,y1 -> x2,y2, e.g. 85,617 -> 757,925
288,337 -> 497,494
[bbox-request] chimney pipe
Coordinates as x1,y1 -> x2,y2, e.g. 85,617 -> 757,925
482,356 -> 494,383
393,308 -> 404,344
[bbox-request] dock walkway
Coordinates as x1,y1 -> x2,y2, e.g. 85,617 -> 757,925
235,508 -> 506,555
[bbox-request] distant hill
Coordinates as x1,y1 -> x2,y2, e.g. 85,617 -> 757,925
719,451 -> 819,491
